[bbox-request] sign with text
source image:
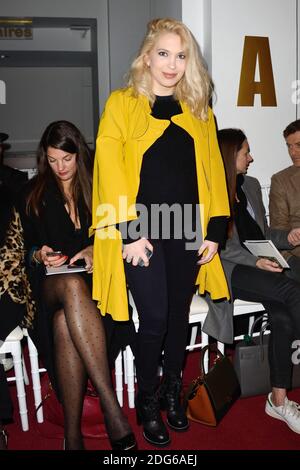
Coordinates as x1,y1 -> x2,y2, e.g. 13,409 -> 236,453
0,18 -> 33,40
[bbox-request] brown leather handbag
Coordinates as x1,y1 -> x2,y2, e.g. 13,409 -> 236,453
185,345 -> 241,426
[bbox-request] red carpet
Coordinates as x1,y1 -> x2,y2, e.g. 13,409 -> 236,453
4,349 -> 300,450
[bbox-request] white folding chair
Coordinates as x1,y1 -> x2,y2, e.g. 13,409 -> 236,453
0,327 -> 28,431
114,351 -> 124,407
0,326 -> 46,430
22,328 -> 45,423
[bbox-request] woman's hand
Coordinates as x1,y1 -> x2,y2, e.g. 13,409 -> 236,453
69,245 -> 94,273
39,245 -> 68,267
122,238 -> 153,267
197,240 -> 219,265
256,258 -> 283,272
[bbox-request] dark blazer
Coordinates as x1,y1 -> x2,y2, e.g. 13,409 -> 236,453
203,175 -> 292,343
19,177 -> 92,260
221,175 -> 292,282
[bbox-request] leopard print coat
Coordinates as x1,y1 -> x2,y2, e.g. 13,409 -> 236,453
0,208 -> 36,328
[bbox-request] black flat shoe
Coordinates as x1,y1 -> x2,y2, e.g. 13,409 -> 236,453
0,429 -> 8,451
110,432 -> 137,451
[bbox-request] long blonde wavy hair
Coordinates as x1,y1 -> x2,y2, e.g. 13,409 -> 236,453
126,18 -> 212,120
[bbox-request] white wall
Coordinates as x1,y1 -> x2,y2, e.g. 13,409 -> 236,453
108,0 -> 151,90
0,0 -> 110,112
182,0 -> 211,70
150,0 -> 182,20
297,0 -> 300,119
183,0 -> 298,186
108,0 -> 182,90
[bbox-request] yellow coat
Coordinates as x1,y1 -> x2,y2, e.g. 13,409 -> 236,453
91,88 -> 230,320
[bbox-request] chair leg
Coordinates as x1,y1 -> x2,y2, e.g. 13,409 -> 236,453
11,342 -> 29,431
125,346 -> 135,408
248,315 -> 255,334
217,341 -> 225,355
27,335 -> 44,423
201,329 -> 209,373
115,351 -> 123,407
22,354 -> 29,386
189,325 -> 199,352
123,349 -> 128,385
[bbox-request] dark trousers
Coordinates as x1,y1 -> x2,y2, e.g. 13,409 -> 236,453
286,254 -> 300,284
232,264 -> 300,389
124,239 -> 199,394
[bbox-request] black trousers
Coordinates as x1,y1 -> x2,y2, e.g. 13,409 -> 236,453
232,264 -> 300,389
124,239 -> 199,394
286,254 -> 300,284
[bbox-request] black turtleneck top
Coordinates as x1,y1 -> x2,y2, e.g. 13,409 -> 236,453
136,95 -> 198,209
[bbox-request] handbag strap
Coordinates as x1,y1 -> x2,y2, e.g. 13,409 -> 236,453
184,345 -> 226,408
35,381 -> 53,418
249,314 -> 268,337
249,314 -> 269,361
200,344 -> 225,375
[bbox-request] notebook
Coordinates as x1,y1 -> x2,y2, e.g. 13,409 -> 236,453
45,264 -> 87,276
243,240 -> 290,269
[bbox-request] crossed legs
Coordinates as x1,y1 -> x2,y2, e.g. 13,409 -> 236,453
43,273 -> 131,450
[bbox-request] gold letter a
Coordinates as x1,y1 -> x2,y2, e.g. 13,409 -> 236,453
237,36 -> 277,107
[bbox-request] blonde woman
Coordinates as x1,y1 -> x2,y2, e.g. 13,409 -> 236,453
92,18 -> 230,446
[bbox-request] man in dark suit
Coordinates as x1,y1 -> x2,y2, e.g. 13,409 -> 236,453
0,132 -> 28,200
269,120 -> 300,282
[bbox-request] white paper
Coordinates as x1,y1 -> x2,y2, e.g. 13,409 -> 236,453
45,264 -> 87,276
243,240 -> 290,269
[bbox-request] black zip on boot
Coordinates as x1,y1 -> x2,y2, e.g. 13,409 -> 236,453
135,392 -> 170,446
159,374 -> 189,431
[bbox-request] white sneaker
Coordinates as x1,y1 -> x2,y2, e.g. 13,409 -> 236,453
265,392 -> 300,434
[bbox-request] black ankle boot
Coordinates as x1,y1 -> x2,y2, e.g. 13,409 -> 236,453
135,392 -> 170,446
159,374 -> 189,431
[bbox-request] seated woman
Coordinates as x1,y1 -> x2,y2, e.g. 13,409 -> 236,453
218,128 -> 300,434
0,186 -> 35,450
18,121 -> 136,450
